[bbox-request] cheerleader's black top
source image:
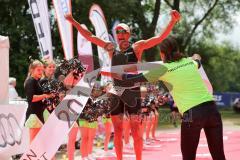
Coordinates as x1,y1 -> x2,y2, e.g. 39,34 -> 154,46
24,77 -> 45,123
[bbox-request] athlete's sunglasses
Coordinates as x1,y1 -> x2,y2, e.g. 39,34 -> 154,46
116,29 -> 127,34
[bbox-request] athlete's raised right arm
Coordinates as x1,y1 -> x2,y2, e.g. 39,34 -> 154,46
65,14 -> 114,50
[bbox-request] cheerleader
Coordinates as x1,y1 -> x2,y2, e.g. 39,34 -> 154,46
24,60 -> 54,143
78,98 -> 98,160
40,59 -> 57,121
102,109 -> 113,154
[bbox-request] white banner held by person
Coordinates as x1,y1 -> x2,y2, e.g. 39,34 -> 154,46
101,61 -> 164,95
198,66 -> 213,94
77,25 -> 94,73
53,0 -> 73,60
89,4 -> 112,86
0,104 -> 29,159
28,0 -> 53,60
187,57 -> 213,94
101,61 -> 164,75
101,60 -> 213,95
20,70 -> 99,160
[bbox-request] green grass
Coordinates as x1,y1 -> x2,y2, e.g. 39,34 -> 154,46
157,108 -> 181,129
157,107 -> 240,129
219,108 -> 240,126
219,108 -> 240,118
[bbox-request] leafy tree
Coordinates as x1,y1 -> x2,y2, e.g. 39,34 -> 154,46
72,0 -> 240,58
0,0 -> 64,96
0,1 -> 38,96
165,0 -> 240,54
1,0 -> 240,96
190,39 -> 240,92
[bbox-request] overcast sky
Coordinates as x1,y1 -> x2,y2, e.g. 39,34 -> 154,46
217,12 -> 240,48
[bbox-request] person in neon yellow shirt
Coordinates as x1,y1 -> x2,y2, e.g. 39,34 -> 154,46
157,37 -> 225,160
107,36 -> 226,160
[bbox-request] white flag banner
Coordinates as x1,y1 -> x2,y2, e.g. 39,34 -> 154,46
187,57 -> 213,94
53,0 -> 73,60
20,70 -> 99,160
0,36 -> 9,104
89,4 -> 112,85
77,25 -> 94,73
0,104 -> 29,159
111,20 -> 120,45
28,0 -> 53,60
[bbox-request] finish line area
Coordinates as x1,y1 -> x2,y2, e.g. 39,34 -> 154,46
56,129 -> 240,160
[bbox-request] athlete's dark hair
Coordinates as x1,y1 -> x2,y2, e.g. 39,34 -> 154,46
159,36 -> 184,63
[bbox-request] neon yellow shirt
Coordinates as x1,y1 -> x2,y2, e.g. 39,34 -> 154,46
145,58 -> 213,114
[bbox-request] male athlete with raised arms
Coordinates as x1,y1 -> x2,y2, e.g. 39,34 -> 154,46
65,11 -> 180,160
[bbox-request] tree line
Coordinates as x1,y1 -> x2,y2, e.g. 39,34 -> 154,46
0,0 -> 240,96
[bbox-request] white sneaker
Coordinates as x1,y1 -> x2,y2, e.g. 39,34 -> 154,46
144,139 -> 151,145
150,138 -> 156,143
125,143 -> 133,149
87,154 -> 96,160
103,150 -> 115,157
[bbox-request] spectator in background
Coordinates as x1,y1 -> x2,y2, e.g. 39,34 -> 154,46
233,98 -> 240,113
9,77 -> 20,100
40,59 -> 57,118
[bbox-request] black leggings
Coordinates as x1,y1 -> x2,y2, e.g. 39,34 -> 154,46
181,101 -> 226,160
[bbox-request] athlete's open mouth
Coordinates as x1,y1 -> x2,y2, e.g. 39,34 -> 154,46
118,38 -> 125,41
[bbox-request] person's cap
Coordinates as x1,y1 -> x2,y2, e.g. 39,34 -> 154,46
115,23 -> 130,33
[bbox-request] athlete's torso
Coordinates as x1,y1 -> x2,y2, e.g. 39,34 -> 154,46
111,46 -> 141,107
